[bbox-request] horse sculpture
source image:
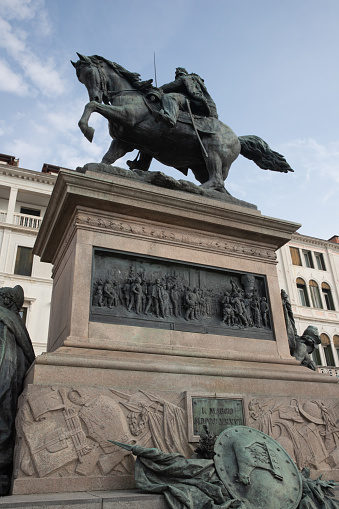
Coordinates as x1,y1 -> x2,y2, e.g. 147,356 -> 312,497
72,54 -> 293,193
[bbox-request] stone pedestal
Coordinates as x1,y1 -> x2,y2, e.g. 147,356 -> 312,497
12,170 -> 339,495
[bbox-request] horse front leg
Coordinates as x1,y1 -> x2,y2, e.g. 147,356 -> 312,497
78,101 -> 132,143
101,139 -> 134,165
78,101 -> 98,142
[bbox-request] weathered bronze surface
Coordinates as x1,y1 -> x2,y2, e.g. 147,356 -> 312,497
76,163 -> 257,207
111,426 -> 339,508
192,398 -> 244,436
281,289 -> 297,351
0,285 -> 35,495
281,290 -> 321,370
214,426 -> 302,509
72,54 -> 293,195
91,249 -> 273,340
292,325 -> 321,371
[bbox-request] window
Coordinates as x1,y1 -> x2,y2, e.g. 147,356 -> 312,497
20,207 -> 41,217
320,333 -> 330,346
321,334 -> 335,367
321,282 -> 335,311
303,250 -> 314,268
309,280 -> 322,308
314,252 -> 326,271
334,335 -> 339,363
290,247 -> 302,266
19,307 -> 27,324
312,348 -> 322,366
323,347 -> 335,366
296,278 -> 310,307
14,246 -> 33,276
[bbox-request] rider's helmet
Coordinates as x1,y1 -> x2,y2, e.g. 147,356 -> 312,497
175,67 -> 188,78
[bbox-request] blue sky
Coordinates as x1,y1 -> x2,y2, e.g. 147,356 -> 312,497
0,0 -> 338,239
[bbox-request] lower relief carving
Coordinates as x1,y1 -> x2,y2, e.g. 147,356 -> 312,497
14,386 -> 193,480
248,397 -> 339,471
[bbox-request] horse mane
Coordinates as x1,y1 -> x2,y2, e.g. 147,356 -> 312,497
90,55 -> 153,93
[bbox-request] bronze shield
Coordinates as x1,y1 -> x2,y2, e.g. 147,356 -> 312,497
214,426 -> 302,509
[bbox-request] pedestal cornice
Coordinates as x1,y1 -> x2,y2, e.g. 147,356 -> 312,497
34,169 -> 300,263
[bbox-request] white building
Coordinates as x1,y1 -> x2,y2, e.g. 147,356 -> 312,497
0,154 -> 57,355
1,152 -> 338,375
277,233 -> 339,375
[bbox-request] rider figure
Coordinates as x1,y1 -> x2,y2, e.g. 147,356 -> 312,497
128,67 -> 218,170
153,67 -> 218,128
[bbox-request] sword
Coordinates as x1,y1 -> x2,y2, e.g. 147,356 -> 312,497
186,98 -> 208,159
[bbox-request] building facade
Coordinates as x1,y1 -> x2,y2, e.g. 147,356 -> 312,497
0,154 -> 56,354
1,153 -> 338,375
277,233 -> 339,375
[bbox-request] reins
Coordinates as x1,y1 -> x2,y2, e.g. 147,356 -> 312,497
109,89 -> 139,98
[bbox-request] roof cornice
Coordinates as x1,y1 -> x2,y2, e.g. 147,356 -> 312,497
291,232 -> 339,251
0,164 -> 56,185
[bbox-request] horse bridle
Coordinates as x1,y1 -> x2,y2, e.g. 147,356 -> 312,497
84,61 -> 139,103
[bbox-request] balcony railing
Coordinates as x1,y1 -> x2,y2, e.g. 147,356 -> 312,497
0,210 -> 43,229
13,213 -> 42,230
317,366 -> 339,377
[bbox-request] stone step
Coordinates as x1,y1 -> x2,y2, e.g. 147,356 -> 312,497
0,490 -> 168,509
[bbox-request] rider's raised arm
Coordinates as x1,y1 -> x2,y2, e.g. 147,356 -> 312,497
160,78 -> 184,94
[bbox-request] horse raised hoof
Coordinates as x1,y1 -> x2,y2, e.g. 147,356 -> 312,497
84,126 -> 95,143
78,121 -> 95,143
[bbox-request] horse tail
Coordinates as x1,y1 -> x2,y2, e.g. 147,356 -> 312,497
238,135 -> 293,173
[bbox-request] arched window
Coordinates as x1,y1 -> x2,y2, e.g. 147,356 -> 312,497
309,280 -> 322,309
312,345 -> 322,366
320,333 -> 335,367
321,282 -> 335,311
296,278 -> 310,307
334,335 -> 339,364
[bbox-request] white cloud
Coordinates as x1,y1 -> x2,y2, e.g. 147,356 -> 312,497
21,55 -> 65,95
0,58 -> 30,95
0,0 -> 52,35
282,138 -> 339,184
0,119 -> 13,137
0,2 -> 65,96
6,138 -> 45,170
44,99 -> 88,134
35,7 -> 52,36
3,95 -> 113,171
0,17 -> 26,55
0,0 -> 43,21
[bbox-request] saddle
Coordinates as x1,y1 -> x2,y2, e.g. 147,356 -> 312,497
177,111 -> 217,134
143,96 -> 217,134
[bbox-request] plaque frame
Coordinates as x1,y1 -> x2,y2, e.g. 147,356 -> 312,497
186,392 -> 248,442
89,247 -> 274,340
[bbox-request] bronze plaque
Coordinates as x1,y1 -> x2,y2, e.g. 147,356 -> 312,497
90,248 -> 274,340
192,397 -> 244,436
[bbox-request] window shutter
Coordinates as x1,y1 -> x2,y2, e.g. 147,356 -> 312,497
290,247 -> 302,266
320,333 -> 330,346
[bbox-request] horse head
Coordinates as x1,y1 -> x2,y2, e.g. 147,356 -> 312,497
72,54 -> 154,106
72,53 -> 110,104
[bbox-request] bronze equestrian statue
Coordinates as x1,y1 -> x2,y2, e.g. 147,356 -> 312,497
72,54 -> 293,193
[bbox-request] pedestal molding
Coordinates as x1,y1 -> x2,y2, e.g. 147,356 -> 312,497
33,352 -> 337,383
63,339 -> 296,365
